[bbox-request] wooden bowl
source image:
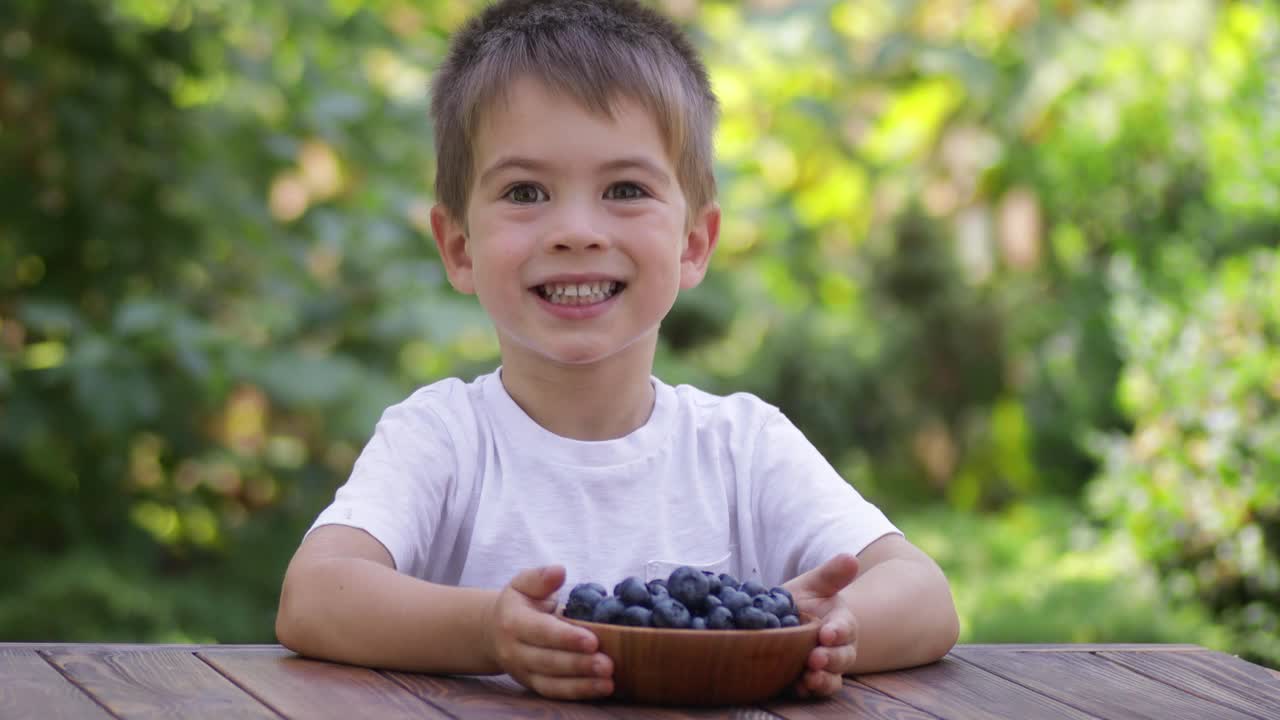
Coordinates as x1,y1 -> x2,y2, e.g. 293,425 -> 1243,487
561,611 -> 821,706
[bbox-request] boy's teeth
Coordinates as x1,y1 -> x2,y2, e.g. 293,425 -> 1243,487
538,281 -> 622,305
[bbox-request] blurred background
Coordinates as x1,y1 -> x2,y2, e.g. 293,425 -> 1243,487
2,0 -> 1278,668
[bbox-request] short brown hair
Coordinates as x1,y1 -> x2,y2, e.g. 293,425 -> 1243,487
429,0 -> 719,222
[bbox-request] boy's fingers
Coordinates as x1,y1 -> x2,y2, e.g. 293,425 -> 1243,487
514,645 -> 611,679
809,644 -> 857,675
521,611 -> 599,654
802,669 -> 844,697
509,565 -> 566,601
523,673 -> 614,701
820,606 -> 857,647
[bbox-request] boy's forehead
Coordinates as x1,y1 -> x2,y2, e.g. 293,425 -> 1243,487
471,77 -> 674,172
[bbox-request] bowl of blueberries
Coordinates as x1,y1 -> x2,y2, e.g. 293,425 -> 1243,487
560,566 -> 820,706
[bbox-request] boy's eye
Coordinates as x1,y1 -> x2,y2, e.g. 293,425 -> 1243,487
605,182 -> 648,201
504,184 -> 548,204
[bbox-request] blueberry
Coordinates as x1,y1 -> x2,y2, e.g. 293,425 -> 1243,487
646,579 -> 668,594
751,593 -> 779,616
734,606 -> 769,630
614,576 -> 652,608
770,589 -> 796,615
718,573 -> 741,591
620,605 -> 653,627
591,596 -> 625,624
691,616 -> 708,630
765,613 -> 781,629
741,580 -> 768,597
702,571 -> 722,596
703,594 -> 723,611
770,586 -> 794,605
651,598 -> 692,629
566,584 -> 606,618
780,615 -> 800,628
706,605 -> 735,630
649,584 -> 670,603
667,566 -> 711,612
720,588 -> 751,613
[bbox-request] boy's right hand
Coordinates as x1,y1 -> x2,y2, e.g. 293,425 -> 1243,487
485,565 -> 614,700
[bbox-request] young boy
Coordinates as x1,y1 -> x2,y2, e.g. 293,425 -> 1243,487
276,0 -> 959,701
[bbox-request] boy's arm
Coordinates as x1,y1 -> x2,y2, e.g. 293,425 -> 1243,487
275,525 -> 614,699
844,533 -> 959,673
275,524 -> 499,674
784,533 -> 959,696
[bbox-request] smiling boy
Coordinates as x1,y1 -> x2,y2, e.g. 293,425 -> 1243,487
276,0 -> 959,701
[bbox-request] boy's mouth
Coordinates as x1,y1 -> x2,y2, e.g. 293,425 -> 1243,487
534,281 -> 626,306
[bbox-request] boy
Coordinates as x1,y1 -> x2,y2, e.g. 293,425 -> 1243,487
276,0 -> 959,701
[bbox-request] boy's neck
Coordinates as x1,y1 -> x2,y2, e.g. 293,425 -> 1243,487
498,350 -> 658,442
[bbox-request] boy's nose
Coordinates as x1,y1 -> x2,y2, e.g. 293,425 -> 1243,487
545,202 -> 610,252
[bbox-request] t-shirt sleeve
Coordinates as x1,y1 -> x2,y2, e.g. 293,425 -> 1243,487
305,393 -> 456,577
750,409 -> 902,584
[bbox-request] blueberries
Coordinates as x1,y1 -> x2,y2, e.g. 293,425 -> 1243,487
734,606 -> 770,630
751,593 -> 779,616
620,605 -> 653,627
702,571 -> 722,596
564,567 -> 793,632
706,605 -> 736,630
614,576 -> 653,608
591,596 -> 625,624
720,588 -> 752,613
651,598 -> 692,629
667,566 -> 711,613
565,583 -> 607,619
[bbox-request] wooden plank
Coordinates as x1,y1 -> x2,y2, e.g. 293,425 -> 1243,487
43,647 -> 278,720
387,672 -> 620,719
200,648 -> 448,720
854,655 -> 1098,720
765,680 -> 942,719
956,644 -> 1204,653
387,672 -> 788,719
1097,650 -> 1280,720
952,647 -> 1261,720
0,648 -> 114,719
1,643 -> 280,652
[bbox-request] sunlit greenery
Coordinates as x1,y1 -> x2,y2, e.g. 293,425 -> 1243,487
2,0 -> 1277,668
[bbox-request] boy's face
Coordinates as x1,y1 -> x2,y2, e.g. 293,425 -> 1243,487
431,76 -> 719,370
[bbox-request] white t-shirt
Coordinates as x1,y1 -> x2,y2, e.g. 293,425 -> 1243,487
308,370 -> 901,592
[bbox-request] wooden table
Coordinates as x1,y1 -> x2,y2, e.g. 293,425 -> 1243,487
3,643 -> 1278,719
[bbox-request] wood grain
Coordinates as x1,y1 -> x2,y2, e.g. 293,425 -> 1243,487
855,655 -> 1099,720
386,672 -> 617,719
952,647 -> 1262,720
42,647 -> 278,720
0,648 -> 113,720
200,648 -> 447,720
765,681 -> 943,719
388,672 -> 788,719
1096,650 -> 1280,720
956,644 -> 1203,653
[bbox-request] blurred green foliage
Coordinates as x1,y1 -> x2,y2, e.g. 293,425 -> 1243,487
1,0 -> 1277,668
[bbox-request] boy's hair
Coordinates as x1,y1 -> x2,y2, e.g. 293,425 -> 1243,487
430,0 -> 719,222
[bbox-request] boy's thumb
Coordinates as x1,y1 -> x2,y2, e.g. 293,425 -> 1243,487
799,553 -> 860,596
509,565 -> 566,600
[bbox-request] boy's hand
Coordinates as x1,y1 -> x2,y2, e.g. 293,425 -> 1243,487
782,553 -> 861,699
485,565 -> 614,700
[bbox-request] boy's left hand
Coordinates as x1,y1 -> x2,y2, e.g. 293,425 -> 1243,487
781,553 -> 861,698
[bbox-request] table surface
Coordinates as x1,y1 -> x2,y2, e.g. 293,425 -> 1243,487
2,643 -> 1278,719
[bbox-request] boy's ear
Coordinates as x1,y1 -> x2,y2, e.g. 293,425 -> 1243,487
430,203 -> 475,294
679,202 -> 721,290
